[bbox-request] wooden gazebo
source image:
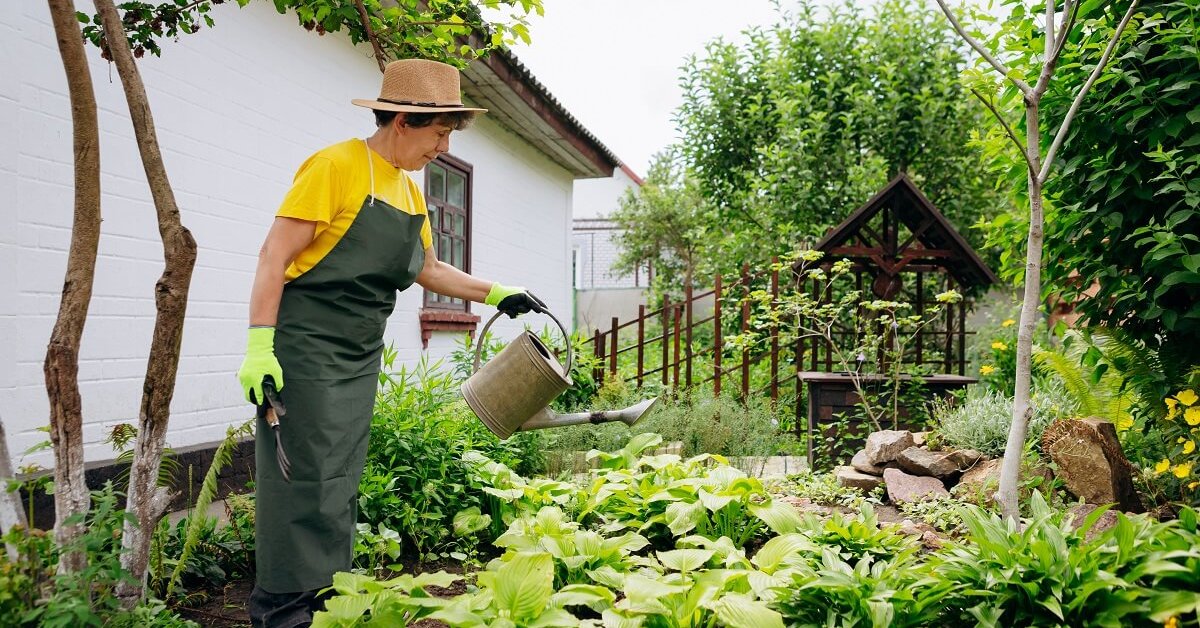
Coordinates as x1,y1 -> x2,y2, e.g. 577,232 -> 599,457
796,173 -> 998,463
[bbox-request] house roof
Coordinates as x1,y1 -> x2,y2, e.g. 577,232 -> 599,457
461,46 -> 623,179
815,173 -> 999,290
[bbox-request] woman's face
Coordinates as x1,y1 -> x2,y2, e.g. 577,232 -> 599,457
393,117 -> 454,171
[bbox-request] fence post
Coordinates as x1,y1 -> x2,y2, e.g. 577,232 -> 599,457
593,328 -> 604,385
609,316 -> 619,380
636,304 -> 645,388
685,283 -> 694,388
741,263 -> 750,401
713,275 -> 722,396
770,257 -> 780,402
673,305 -> 682,390
661,296 -> 670,388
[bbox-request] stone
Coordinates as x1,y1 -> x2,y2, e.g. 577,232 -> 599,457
851,449 -> 885,476
883,468 -> 949,504
834,466 -> 884,493
1042,418 -> 1143,513
896,447 -> 985,479
865,430 -> 915,466
952,457 -> 1054,502
911,432 -> 928,447
1066,504 -> 1120,541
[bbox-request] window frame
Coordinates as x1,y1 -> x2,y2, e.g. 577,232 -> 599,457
422,153 -> 474,312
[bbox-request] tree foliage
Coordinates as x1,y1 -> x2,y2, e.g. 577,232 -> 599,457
980,0 -> 1200,353
77,0 -> 541,66
663,0 -> 1001,275
609,150 -> 708,294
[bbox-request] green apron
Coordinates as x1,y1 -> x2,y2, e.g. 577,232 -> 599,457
255,141 -> 425,593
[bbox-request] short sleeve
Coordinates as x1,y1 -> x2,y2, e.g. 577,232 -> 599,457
277,156 -> 340,227
420,214 -> 433,250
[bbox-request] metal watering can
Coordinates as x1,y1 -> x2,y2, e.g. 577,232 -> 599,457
462,308 -> 659,439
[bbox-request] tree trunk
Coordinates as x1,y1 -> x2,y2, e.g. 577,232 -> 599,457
44,0 -> 103,574
996,100 -> 1045,520
0,415 -> 28,561
92,0 -> 198,606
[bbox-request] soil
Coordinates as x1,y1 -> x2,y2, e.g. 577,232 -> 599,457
172,556 -> 475,627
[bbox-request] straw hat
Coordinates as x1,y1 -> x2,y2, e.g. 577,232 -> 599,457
352,59 -> 487,114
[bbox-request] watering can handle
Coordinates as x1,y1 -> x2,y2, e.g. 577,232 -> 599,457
473,308 -> 574,377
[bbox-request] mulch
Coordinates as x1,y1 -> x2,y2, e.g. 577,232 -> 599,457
173,556 -> 474,627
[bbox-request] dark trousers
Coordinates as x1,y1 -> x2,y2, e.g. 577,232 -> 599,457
248,584 -> 331,628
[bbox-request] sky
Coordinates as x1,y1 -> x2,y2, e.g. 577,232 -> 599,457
505,0 -> 785,178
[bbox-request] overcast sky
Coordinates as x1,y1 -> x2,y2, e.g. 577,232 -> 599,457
506,0 -> 785,177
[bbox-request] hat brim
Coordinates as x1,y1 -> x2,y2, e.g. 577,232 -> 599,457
352,98 -> 487,114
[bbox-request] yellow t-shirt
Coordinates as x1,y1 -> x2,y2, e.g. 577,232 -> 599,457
277,138 -> 433,281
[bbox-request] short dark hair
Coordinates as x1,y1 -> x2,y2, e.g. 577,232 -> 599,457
373,109 -> 477,130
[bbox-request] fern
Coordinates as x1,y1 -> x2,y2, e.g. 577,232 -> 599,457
166,419 -> 253,597
1034,347 -> 1100,417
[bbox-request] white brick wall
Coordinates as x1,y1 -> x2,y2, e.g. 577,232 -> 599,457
2,0 -> 576,469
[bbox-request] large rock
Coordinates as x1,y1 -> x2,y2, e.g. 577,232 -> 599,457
896,447 -> 984,479
851,450 -> 885,476
952,457 -> 1054,503
834,466 -> 883,492
1067,503 -> 1120,541
865,430 -> 914,466
883,468 -> 949,504
1042,418 -> 1143,513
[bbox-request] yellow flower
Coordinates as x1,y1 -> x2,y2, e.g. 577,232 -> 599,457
991,341 -> 1008,351
1184,440 -> 1196,455
1165,617 -> 1179,628
1154,459 -> 1171,475
1116,415 -> 1133,431
1166,397 -> 1179,420
980,365 -> 996,375
1190,481 -> 1200,491
1002,319 -> 1016,327
1177,389 -> 1198,406
1186,407 -> 1200,426
1173,463 -> 1192,479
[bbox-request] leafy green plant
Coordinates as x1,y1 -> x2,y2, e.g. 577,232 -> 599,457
933,383 -> 1075,456
783,471 -> 869,509
899,497 -> 966,536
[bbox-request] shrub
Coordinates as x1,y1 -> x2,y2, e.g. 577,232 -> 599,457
934,382 -> 1077,456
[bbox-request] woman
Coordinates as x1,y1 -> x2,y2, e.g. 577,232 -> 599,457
236,59 -> 543,628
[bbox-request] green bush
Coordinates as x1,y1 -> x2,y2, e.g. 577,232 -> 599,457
358,353 -> 540,561
0,484 -> 197,627
933,382 -> 1077,456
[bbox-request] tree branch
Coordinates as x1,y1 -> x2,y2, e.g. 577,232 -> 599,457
933,0 -> 1032,95
970,87 -> 1036,174
1039,0 -> 1140,184
353,0 -> 388,73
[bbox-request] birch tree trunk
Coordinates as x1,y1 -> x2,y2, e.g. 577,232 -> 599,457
44,0 -> 103,573
935,0 -> 1140,520
91,0 -> 198,606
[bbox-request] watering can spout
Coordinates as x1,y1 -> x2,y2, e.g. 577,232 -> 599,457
516,397 -> 660,432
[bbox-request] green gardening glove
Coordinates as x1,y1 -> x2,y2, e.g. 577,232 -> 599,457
485,283 -> 547,319
237,327 -> 284,405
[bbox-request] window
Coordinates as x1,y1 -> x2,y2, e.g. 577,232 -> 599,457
423,155 -> 472,310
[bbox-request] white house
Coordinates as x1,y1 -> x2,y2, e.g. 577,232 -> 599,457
0,1 -> 625,482
570,166 -> 648,331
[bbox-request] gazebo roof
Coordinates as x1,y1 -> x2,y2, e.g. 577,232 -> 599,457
815,173 -> 999,290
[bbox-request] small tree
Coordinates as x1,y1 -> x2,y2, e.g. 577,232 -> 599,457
933,0 -> 1141,519
609,150 -> 708,296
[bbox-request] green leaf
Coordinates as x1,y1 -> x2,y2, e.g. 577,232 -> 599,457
657,548 -> 715,572
708,594 -> 785,628
491,552 -> 554,620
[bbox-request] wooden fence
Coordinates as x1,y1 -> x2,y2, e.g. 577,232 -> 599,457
581,258 -> 974,432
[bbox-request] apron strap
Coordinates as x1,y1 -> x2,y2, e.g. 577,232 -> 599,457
362,139 -> 375,206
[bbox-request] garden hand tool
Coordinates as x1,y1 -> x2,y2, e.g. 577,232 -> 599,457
237,326 -> 284,404
257,377 -> 293,482
461,306 -> 659,440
